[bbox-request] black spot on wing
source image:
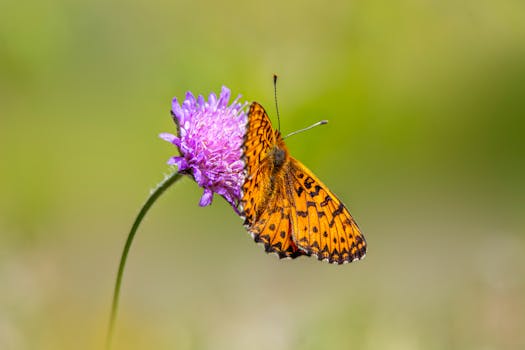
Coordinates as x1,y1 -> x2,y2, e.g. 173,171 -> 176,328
304,176 -> 314,189
309,185 -> 322,198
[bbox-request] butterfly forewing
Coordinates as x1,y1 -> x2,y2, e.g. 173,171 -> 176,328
240,103 -> 277,225
240,102 -> 366,264
287,158 -> 366,263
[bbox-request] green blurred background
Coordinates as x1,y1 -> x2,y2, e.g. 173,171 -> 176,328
1,0 -> 524,349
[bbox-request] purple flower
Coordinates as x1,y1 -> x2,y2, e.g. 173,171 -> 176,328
160,86 -> 247,211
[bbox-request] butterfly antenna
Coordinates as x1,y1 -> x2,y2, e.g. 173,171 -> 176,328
283,120 -> 328,139
273,74 -> 281,132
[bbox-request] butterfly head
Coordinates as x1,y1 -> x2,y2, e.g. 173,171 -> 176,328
270,145 -> 287,173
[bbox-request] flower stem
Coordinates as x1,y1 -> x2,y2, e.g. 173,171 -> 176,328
106,171 -> 183,350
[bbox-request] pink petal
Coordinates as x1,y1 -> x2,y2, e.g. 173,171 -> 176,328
199,188 -> 214,207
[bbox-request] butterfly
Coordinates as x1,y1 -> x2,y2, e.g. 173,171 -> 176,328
240,102 -> 367,265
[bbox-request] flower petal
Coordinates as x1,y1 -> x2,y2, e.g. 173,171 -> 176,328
218,86 -> 231,108
171,98 -> 183,119
159,133 -> 181,147
167,156 -> 188,171
199,188 -> 214,207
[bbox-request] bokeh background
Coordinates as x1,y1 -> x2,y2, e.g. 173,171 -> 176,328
1,0 -> 524,349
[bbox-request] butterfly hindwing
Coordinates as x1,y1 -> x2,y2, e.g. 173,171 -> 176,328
247,180 -> 302,258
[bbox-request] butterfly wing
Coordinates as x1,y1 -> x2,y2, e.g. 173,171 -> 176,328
287,158 -> 367,264
240,102 -> 277,225
240,102 -> 303,258
246,178 -> 303,258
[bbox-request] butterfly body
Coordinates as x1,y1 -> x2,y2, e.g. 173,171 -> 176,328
240,102 -> 366,264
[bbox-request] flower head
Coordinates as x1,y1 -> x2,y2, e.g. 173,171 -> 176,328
160,86 -> 247,211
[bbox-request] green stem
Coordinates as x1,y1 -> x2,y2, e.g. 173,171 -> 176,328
106,171 -> 183,350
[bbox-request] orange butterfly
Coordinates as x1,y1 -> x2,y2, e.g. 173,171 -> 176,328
240,102 -> 367,264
